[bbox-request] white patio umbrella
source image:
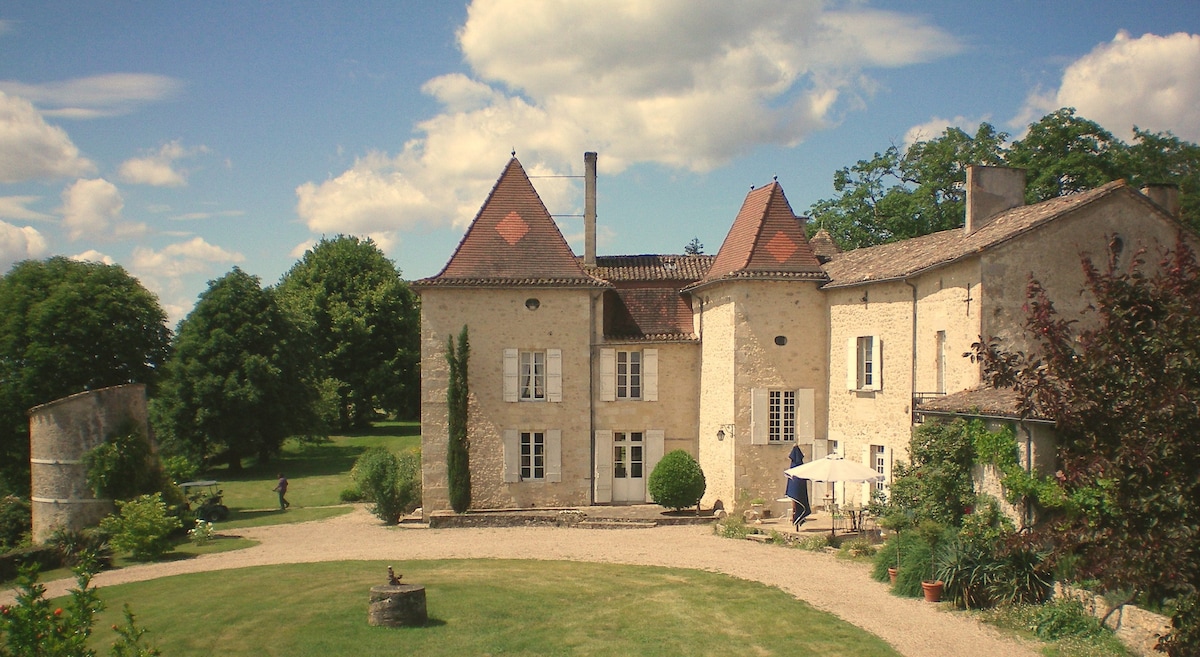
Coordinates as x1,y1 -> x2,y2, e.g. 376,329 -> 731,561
783,455 -> 884,483
784,456 -> 883,537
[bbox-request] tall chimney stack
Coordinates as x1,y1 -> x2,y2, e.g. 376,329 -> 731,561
584,152 -> 597,267
965,165 -> 1026,235
1140,184 -> 1181,218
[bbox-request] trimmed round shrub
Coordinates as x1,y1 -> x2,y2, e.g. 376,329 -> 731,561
648,450 -> 706,511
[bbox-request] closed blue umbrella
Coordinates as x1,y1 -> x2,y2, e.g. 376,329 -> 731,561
785,445 -> 811,528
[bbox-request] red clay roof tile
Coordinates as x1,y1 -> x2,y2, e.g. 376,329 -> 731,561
696,182 -> 826,288
417,158 -> 596,286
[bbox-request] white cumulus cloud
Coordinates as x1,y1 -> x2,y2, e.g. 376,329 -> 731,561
0,73 -> 183,119
297,0 -> 959,234
0,91 -> 95,183
902,115 -> 992,149
60,178 -> 147,241
1015,31 -> 1200,141
69,249 -> 115,265
0,220 -> 49,273
129,237 -> 245,326
0,196 -> 54,222
119,140 -> 209,187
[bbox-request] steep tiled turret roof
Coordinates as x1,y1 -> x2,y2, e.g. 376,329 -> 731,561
690,182 -> 827,290
416,158 -> 606,288
821,180 -> 1166,288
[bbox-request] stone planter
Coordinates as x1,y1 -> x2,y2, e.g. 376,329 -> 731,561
368,584 -> 428,627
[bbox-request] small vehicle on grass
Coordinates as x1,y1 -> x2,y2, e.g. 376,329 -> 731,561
179,480 -> 230,522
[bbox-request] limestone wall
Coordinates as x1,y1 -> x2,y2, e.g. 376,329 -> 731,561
696,292 -> 736,508
696,280 -> 827,508
983,193 -> 1187,353
593,340 -> 700,459
826,258 -> 989,506
28,384 -> 148,543
419,287 -> 596,513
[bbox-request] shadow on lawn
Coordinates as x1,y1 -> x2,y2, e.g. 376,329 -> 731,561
212,444 -> 365,481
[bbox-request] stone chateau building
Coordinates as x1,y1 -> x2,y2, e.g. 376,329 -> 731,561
415,153 -> 1191,517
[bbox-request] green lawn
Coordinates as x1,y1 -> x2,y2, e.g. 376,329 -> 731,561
90,560 -> 902,657
193,421 -> 419,529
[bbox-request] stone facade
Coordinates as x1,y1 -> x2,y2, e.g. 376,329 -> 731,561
28,384 -> 149,543
418,158 -> 1195,517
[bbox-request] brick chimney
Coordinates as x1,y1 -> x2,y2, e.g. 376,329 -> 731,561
1140,184 -> 1181,218
584,152 -> 597,267
965,165 -> 1026,235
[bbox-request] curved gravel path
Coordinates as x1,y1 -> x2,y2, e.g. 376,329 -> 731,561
6,506 -> 1039,657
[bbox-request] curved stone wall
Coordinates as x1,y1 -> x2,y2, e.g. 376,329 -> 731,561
29,384 -> 149,543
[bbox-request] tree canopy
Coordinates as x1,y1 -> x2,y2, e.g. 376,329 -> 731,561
276,236 -> 420,429
151,267 -> 317,470
0,257 -> 170,495
971,236 -> 1200,652
810,108 -> 1200,249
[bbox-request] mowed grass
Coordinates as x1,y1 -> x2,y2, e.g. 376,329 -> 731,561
194,421 -> 419,529
91,560 -> 902,657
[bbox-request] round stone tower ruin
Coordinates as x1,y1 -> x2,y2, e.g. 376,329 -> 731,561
28,383 -> 150,544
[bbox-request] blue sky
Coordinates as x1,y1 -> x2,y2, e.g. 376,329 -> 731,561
2,1 -> 1199,325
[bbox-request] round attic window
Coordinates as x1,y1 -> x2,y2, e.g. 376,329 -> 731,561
774,335 -> 787,346
525,298 -> 540,310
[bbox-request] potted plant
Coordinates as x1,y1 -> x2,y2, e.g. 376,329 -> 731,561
917,520 -> 946,602
878,510 -> 912,585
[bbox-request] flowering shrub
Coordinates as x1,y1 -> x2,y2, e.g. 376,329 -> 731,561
187,519 -> 215,546
99,493 -> 181,561
0,557 -> 159,656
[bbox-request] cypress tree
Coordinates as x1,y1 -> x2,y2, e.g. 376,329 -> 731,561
446,325 -> 471,513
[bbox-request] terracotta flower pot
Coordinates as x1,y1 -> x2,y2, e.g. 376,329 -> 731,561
887,567 -> 897,584
921,580 -> 944,603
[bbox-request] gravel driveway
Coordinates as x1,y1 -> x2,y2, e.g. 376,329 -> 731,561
5,506 -> 1040,657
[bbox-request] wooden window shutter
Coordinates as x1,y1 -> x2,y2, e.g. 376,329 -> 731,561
546,429 -> 562,482
797,388 -> 815,441
503,429 -> 520,482
868,336 -> 882,390
644,430 -> 665,495
547,349 -> 562,402
750,388 -> 768,445
643,349 -> 658,402
846,336 -> 858,390
503,348 -> 519,402
599,348 -> 615,401
594,430 -> 613,503
861,444 -> 872,506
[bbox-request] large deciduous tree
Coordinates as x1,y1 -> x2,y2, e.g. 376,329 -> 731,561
810,108 -> 1200,248
277,236 -> 420,429
808,124 -> 1007,249
0,257 -> 170,495
151,267 -> 317,470
971,236 -> 1200,654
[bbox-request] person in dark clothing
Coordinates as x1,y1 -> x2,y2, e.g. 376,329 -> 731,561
273,473 -> 290,510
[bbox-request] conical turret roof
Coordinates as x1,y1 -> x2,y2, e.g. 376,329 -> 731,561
417,158 -> 603,287
692,182 -> 826,289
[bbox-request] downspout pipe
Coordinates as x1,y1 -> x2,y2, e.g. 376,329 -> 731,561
904,279 -> 918,416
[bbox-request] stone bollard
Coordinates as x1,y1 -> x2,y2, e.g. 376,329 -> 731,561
368,583 -> 428,627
